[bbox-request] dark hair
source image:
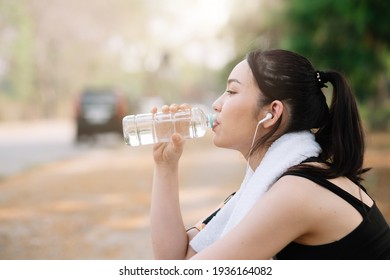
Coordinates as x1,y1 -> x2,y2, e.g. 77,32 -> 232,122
246,49 -> 369,182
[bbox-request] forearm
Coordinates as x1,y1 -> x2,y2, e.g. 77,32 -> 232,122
150,163 -> 188,259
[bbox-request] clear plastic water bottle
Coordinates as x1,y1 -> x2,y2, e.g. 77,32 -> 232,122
122,107 -> 215,146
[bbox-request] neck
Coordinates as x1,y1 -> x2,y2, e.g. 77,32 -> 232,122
246,147 -> 267,171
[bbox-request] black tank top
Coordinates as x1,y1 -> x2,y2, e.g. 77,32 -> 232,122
276,170 -> 390,260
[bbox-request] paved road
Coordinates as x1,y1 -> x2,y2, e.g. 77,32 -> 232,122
0,122 -> 245,259
0,120 -> 122,177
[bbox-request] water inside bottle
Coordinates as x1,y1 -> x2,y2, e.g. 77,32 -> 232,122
123,110 -> 208,146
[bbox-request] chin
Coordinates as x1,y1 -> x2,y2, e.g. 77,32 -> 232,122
212,135 -> 232,150
212,135 -> 223,148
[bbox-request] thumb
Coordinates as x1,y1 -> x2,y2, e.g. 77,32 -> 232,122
171,133 -> 184,151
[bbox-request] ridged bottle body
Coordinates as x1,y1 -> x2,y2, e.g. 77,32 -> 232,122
122,107 -> 212,146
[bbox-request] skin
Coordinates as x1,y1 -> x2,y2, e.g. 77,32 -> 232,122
150,60 -> 374,259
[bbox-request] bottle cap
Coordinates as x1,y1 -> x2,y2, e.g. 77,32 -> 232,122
208,113 -> 215,128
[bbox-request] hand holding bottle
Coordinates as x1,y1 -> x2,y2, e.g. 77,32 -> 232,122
152,104 -> 189,167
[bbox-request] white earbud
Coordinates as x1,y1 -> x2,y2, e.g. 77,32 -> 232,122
247,112 -> 274,168
258,112 -> 273,125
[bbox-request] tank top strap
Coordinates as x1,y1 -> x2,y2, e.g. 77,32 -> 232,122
282,170 -> 369,217
299,157 -> 369,193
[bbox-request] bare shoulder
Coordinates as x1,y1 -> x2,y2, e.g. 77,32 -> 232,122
271,172 -> 372,207
267,174 -> 319,202
264,174 -> 334,217
273,172 -> 315,188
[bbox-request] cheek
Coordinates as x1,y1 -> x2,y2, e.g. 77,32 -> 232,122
213,113 -> 256,149
214,94 -> 259,149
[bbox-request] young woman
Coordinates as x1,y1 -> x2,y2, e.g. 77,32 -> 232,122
150,49 -> 390,259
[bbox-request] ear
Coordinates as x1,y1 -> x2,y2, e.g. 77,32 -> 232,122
261,100 -> 284,128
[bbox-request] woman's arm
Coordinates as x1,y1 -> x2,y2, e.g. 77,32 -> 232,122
150,104 -> 196,259
151,160 -> 189,259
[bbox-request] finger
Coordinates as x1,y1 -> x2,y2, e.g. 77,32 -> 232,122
161,105 -> 169,114
150,106 -> 158,114
179,103 -> 191,111
170,104 -> 179,113
171,133 -> 184,151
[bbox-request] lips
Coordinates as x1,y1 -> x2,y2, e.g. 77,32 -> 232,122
212,119 -> 220,131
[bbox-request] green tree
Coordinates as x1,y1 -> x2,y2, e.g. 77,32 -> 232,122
280,0 -> 390,103
0,0 -> 33,100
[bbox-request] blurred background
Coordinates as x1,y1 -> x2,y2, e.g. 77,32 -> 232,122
0,0 -> 389,259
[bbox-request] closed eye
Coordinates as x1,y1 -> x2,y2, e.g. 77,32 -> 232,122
226,90 -> 237,95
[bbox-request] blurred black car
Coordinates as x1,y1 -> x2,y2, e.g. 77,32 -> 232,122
75,88 -> 128,141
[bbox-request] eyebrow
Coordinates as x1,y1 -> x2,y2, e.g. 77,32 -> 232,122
227,78 -> 241,85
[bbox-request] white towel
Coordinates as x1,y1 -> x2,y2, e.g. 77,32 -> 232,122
190,131 -> 321,252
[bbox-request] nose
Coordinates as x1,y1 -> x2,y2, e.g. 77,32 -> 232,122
212,94 -> 223,112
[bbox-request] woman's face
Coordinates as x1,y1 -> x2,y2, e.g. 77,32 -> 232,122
212,60 -> 265,155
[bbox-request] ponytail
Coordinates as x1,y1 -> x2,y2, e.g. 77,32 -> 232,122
315,71 -> 369,182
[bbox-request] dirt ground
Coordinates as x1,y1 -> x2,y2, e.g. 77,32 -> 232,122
0,131 -> 389,260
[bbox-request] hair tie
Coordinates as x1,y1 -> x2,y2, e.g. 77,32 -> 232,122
315,71 -> 329,88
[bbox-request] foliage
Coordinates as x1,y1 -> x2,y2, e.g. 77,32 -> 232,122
280,0 -> 390,102
369,104 -> 390,131
0,0 -> 33,100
